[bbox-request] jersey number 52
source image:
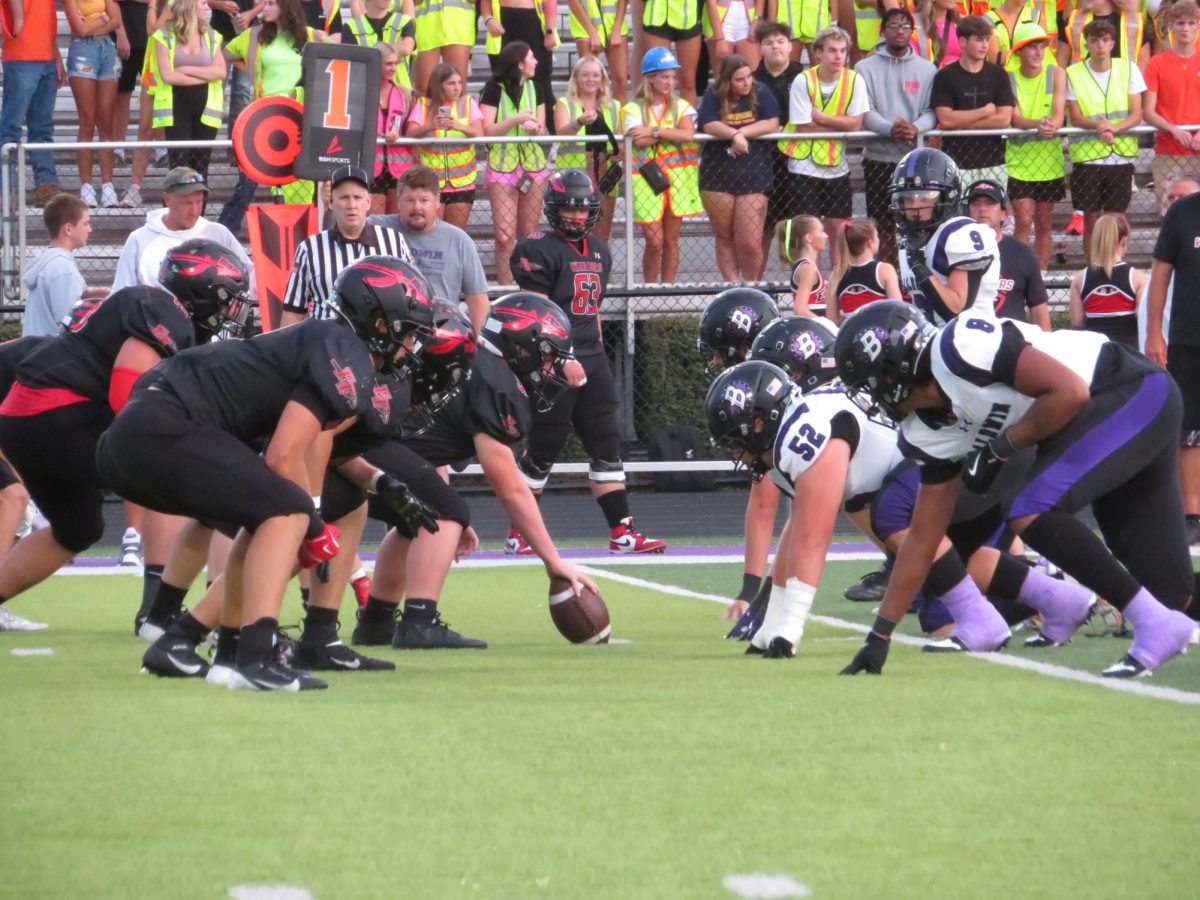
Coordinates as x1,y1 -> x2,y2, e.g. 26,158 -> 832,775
571,274 -> 602,316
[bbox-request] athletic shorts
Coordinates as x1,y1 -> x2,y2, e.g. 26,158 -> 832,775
525,351 -> 622,471
1070,162 -> 1134,213
364,441 -> 471,527
1007,176 -> 1066,204
642,21 -> 703,40
1167,343 -> 1200,440
371,170 -> 399,196
794,173 -> 853,220
441,187 -> 475,204
68,35 -> 120,82
764,156 -> 806,229
486,166 -> 549,187
117,42 -> 146,93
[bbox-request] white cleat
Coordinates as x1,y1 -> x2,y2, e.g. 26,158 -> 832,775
0,606 -> 48,632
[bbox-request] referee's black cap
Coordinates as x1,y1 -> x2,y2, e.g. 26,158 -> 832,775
330,164 -> 372,191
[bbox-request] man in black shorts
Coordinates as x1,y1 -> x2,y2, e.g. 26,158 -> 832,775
506,169 -> 667,556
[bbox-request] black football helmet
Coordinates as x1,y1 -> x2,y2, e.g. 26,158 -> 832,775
408,300 -> 477,433
545,168 -> 601,240
833,300 -> 937,421
750,316 -> 839,393
888,148 -> 962,246
328,256 -> 436,374
157,238 -> 252,340
697,288 -> 780,373
705,360 -> 798,482
482,292 -> 576,412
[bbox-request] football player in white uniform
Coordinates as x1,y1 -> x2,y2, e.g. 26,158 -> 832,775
835,300 -> 1198,678
891,148 -> 1001,326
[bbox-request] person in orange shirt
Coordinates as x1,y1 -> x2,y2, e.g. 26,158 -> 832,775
1143,0 -> 1200,210
0,0 -> 68,206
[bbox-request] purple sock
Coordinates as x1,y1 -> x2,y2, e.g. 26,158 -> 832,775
939,576 -> 1010,651
1123,589 -> 1195,670
1017,568 -> 1092,644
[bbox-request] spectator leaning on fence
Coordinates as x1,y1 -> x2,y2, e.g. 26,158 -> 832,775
63,0 -> 124,209
625,46 -> 701,282
698,53 -> 780,280
1069,212 -> 1145,347
966,178 -> 1051,329
566,0 -> 629,101
22,195 -> 108,338
554,56 -> 623,242
753,21 -> 805,263
856,6 -> 937,266
1142,0 -> 1200,212
1065,17 -> 1144,265
373,42 -> 416,216
405,63 -> 483,231
1005,22 -> 1065,272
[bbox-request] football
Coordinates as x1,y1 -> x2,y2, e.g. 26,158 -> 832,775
548,576 -> 611,644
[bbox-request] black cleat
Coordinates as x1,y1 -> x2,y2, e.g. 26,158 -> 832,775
392,615 -> 487,649
228,660 -> 328,691
744,644 -> 765,656
1100,654 -> 1148,679
351,612 -> 398,647
141,634 -> 210,678
763,636 -> 796,659
294,638 -> 395,672
844,558 -> 893,603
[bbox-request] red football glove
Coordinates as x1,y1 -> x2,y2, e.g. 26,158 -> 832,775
297,523 -> 341,569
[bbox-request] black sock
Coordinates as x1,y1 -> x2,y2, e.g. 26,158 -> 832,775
301,604 -> 339,641
597,490 -> 631,530
299,586 -> 310,609
236,616 -> 278,668
214,626 -> 239,665
982,553 -> 1039,625
363,596 -> 399,622
146,581 -> 188,625
402,598 -> 437,622
751,576 -> 773,610
1021,510 -> 1140,609
138,565 -> 164,617
165,611 -> 209,645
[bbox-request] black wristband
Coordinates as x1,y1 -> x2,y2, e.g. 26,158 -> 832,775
736,572 -> 762,602
991,429 -> 1018,459
871,613 -> 898,639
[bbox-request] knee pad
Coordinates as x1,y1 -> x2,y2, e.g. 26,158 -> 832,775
588,458 -> 626,484
519,456 -> 553,491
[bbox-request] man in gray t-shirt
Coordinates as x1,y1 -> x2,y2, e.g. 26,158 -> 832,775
369,166 -> 490,333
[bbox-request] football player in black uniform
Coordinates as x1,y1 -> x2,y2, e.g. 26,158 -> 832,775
352,292 -> 602,650
503,169 -> 667,557
98,256 -> 437,691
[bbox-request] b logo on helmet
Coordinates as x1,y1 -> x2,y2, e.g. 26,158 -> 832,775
856,327 -> 886,362
729,308 -> 755,334
723,382 -> 751,412
792,333 -> 820,360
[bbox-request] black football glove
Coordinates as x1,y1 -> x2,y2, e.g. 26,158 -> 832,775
376,474 -> 440,539
962,441 -> 1008,494
839,632 -> 890,675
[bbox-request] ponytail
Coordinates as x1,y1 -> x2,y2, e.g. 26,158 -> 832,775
832,218 -> 878,291
1089,213 -> 1129,279
775,215 -> 822,267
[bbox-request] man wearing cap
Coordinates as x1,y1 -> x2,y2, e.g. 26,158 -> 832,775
1005,23 -> 1065,272
966,179 -> 1051,330
280,165 -> 415,326
113,167 -> 252,290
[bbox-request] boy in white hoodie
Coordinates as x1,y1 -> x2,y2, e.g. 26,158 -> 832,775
22,194 -> 106,337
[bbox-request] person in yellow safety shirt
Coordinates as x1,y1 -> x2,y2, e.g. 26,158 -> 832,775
623,46 -> 702,281
640,0 -> 704,103
566,0 -> 630,100
1005,23 -> 1066,270
341,0 -> 417,92
482,0 -> 560,127
1060,0 -> 1149,67
703,0 -> 762,75
839,0 -> 901,64
412,0 -> 475,96
987,0 -> 1053,69
1065,17 -> 1145,264
769,0 -> 833,60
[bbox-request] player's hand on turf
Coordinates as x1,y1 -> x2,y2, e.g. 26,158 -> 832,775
547,560 -> 599,597
962,442 -> 1007,494
376,474 -> 440,539
298,523 -> 341,569
724,598 -> 749,620
455,525 -> 479,561
840,632 -> 889,675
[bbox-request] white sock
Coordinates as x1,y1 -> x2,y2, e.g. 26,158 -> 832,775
752,581 -> 790,650
772,578 -> 817,655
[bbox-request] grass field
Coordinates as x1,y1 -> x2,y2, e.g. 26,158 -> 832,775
2,560 -> 1199,900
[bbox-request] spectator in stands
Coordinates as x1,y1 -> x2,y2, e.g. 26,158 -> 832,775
481,41 -> 549,284
482,0 -> 558,123
413,0 -> 475,98
121,0 -> 172,209
1065,18 -> 1143,264
114,167 -> 251,289
966,179 -> 1051,329
931,16 -> 1014,187
638,0 -> 703,103
698,54 -> 780,280
771,0 -> 834,62
63,0 -> 124,208
554,56 -> 623,241
207,1 -> 257,146
0,0 -> 66,207
299,0 -> 342,36
753,21 -> 805,266
776,214 -> 829,315
1062,0 -> 1149,68
373,43 -> 415,215
152,0 -> 227,179
844,0 -> 895,66
912,0 -> 963,67
111,0 -> 150,180
370,165 -> 491,332
780,26 -> 868,271
703,0 -> 760,75
829,217 -> 901,323
22,195 -> 107,337
857,6 -> 937,265
343,0 -> 417,92
1069,212 -> 1144,347
406,63 -> 484,231
1006,23 -> 1065,272
625,46 -> 701,282
1143,0 -> 1200,213
566,0 -> 629,101
986,0 -> 1052,71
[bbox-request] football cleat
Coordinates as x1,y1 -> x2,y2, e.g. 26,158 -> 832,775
923,634 -> 1009,653
136,620 -> 166,643
228,661 -> 328,692
351,610 -> 398,647
1100,655 -> 1148,678
844,558 -> 893,602
120,528 -> 143,567
206,663 -> 234,687
293,638 -> 395,672
0,606 -> 48,632
351,574 -> 372,610
763,636 -> 796,659
1102,609 -> 1194,678
504,527 -> 535,556
392,615 -> 487,649
609,517 -> 666,554
141,635 -> 210,678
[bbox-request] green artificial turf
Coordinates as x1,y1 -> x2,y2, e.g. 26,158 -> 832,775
2,565 -> 1198,900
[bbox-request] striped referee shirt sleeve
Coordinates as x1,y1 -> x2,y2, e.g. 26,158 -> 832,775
281,239 -> 314,316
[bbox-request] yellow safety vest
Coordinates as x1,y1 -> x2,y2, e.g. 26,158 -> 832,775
241,25 -> 320,100
414,0 -> 476,49
568,0 -> 629,40
1066,58 -> 1139,162
1006,66 -> 1065,180
629,97 -> 699,170
989,1 -> 1050,68
1065,8 -> 1143,62
150,28 -> 225,129
643,0 -> 700,31
413,96 -> 478,189
773,0 -> 832,43
778,68 -> 857,166
344,12 -> 413,89
854,1 -> 881,51
703,0 -> 758,38
554,97 -> 621,169
487,81 -> 548,172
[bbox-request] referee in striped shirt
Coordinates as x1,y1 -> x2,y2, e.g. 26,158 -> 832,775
279,165 -> 416,326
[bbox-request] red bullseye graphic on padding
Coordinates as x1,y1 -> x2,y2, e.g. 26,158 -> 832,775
233,96 -> 304,186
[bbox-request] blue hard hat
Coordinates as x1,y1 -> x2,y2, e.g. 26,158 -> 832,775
641,46 -> 681,75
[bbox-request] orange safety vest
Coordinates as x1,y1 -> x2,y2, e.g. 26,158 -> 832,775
412,96 -> 478,189
1065,8 -> 1143,63
778,68 -> 858,167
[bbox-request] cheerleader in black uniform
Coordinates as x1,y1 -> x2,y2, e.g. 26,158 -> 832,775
829,218 -> 901,325
1069,213 -> 1147,349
